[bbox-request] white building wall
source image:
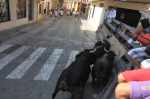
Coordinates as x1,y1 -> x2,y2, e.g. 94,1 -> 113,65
88,1 -> 149,31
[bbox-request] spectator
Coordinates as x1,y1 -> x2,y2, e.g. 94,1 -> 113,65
128,46 -> 150,68
105,7 -> 112,20
106,6 -> 116,22
131,7 -> 150,46
115,69 -> 150,99
127,7 -> 150,69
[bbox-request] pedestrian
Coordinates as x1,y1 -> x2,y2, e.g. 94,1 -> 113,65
75,12 -> 78,22
70,10 -> 73,19
44,8 -> 46,18
67,10 -> 70,19
60,9 -> 64,18
54,10 -> 58,21
50,10 -> 53,17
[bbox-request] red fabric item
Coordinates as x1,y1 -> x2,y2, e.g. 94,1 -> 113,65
122,69 -> 150,82
136,33 -> 150,45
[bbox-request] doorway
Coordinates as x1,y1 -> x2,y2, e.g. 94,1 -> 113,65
28,0 -> 34,21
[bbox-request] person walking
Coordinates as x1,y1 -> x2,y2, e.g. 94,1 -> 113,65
70,10 -> 73,19
54,10 -> 58,21
75,12 -> 78,22
44,8 -> 46,18
67,10 -> 70,19
60,9 -> 64,18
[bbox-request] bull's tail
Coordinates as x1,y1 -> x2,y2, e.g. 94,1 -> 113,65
58,79 -> 68,91
52,78 -> 68,99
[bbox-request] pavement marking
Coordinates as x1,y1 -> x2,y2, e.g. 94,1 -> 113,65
65,50 -> 79,68
0,46 -> 29,71
34,49 -> 63,81
0,45 -> 12,53
6,47 -> 46,79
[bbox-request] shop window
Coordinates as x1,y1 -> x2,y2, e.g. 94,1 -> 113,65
0,0 -> 10,23
16,0 -> 26,19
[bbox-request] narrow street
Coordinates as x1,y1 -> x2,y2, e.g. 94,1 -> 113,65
0,15 -> 103,99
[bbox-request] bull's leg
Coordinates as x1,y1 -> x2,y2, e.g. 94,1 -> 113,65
92,72 -> 96,87
82,83 -> 85,90
52,86 -> 59,99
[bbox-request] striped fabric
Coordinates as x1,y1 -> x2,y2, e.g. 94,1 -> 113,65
128,47 -> 150,62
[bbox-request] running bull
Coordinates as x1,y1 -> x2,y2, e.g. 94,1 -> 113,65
52,50 -> 93,99
52,38 -> 113,99
92,51 -> 117,86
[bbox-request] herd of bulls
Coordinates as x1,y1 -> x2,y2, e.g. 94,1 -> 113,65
52,36 -> 119,99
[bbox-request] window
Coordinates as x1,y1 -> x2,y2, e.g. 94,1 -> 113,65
0,0 -> 10,23
16,0 -> 26,19
92,5 -> 95,18
39,4 -> 41,14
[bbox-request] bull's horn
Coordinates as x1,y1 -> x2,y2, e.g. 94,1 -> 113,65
89,48 -> 97,53
81,44 -> 84,51
110,40 -> 116,46
115,50 -> 121,56
108,39 -> 110,43
101,39 -> 105,43
104,47 -> 109,52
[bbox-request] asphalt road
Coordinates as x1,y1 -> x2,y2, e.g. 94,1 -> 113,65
0,15 -> 103,99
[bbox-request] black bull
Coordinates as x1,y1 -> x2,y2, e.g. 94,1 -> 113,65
52,40 -> 112,99
92,51 -> 116,86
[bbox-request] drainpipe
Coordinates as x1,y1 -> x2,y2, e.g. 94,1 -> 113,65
36,0 -> 40,21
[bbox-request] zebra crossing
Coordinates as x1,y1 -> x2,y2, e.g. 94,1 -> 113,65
0,44 -> 79,81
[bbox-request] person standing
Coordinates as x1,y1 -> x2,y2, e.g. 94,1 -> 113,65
44,8 -> 46,18
106,6 -> 116,23
105,7 -> 112,20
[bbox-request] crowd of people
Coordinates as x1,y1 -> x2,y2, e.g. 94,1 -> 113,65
115,7 -> 150,99
49,8 -> 79,22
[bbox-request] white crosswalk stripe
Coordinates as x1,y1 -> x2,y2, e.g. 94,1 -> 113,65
0,44 -> 80,81
0,46 -> 29,71
34,49 -> 63,81
65,50 -> 79,68
6,47 -> 46,79
0,45 -> 12,53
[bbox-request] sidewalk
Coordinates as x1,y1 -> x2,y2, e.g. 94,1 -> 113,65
80,17 -> 99,43
0,17 -> 52,43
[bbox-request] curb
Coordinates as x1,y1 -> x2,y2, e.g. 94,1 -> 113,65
0,18 -> 51,43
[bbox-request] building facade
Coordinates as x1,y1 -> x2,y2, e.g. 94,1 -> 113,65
0,0 -> 52,31
87,0 -> 150,30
